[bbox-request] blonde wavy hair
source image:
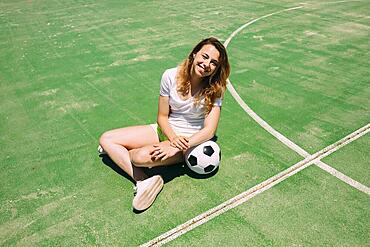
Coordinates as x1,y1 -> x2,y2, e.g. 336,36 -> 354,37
176,37 -> 231,114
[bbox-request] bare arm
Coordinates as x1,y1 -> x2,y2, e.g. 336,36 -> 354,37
151,95 -> 186,161
157,95 -> 190,150
157,95 -> 177,141
188,106 -> 221,148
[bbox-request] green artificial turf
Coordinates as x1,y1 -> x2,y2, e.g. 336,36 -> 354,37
168,165 -> 370,247
1,0 -> 369,246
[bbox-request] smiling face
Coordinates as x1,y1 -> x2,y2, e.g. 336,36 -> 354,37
191,44 -> 220,78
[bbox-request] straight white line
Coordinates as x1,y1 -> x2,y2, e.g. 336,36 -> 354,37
141,124 -> 369,247
316,160 -> 370,195
228,80 -> 370,196
143,2 -> 369,245
223,3 -> 370,195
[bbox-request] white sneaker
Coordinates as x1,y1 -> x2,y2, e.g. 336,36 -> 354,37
132,175 -> 164,211
98,145 -> 107,155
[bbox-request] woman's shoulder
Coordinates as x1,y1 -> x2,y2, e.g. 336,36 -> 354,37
160,67 -> 179,93
161,67 -> 179,87
162,67 -> 178,79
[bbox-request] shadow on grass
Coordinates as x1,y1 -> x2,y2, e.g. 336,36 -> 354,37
99,154 -> 219,214
99,154 -> 219,184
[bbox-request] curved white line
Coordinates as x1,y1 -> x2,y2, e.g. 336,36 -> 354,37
223,6 -> 370,195
224,6 -> 303,48
142,2 -> 369,246
224,5 -> 311,157
226,79 -> 309,158
141,124 -> 369,247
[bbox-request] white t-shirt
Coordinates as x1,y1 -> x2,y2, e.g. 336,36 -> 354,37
159,67 -> 222,137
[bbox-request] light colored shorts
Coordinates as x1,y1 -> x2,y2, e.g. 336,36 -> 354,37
150,123 -> 218,143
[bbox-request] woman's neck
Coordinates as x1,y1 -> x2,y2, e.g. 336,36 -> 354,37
190,68 -> 202,86
189,72 -> 202,94
190,81 -> 204,97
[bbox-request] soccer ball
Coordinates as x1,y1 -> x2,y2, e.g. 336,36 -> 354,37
185,141 -> 221,175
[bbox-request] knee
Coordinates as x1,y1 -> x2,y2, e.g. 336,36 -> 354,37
99,131 -> 114,147
131,148 -> 151,167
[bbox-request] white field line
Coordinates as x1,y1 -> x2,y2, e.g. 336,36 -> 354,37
143,2 -> 369,246
316,160 -> 370,195
313,0 -> 362,5
223,6 -> 304,48
227,80 -> 309,158
227,81 -> 370,195
224,4 -> 309,159
141,124 -> 369,247
223,2 -> 370,195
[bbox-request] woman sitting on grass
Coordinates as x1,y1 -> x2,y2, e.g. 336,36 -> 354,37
99,37 -> 230,211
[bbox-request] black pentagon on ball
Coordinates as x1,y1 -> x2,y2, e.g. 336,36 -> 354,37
203,145 -> 214,157
187,155 -> 198,166
204,164 -> 215,173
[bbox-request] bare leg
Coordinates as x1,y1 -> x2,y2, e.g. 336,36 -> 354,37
130,140 -> 184,168
99,125 -> 160,182
129,141 -> 185,211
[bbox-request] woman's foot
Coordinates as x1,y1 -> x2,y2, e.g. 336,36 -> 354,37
132,175 -> 164,211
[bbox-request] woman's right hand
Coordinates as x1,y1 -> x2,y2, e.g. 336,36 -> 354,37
150,142 -> 180,161
170,136 -> 189,150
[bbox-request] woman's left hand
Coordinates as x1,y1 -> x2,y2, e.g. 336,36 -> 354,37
150,142 -> 180,161
170,136 -> 189,150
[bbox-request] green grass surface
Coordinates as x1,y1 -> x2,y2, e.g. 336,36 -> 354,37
228,1 -> 370,154
322,133 -> 370,188
168,165 -> 370,246
1,0 -> 369,246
